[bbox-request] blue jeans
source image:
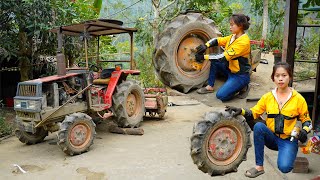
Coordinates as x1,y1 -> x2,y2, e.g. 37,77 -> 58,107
253,122 -> 298,173
208,60 -> 250,101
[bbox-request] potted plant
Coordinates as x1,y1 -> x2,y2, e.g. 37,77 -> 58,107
267,37 -> 282,64
272,49 -> 282,64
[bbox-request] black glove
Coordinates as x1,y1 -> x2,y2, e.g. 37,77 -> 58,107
298,129 -> 308,143
225,106 -> 242,116
196,44 -> 207,54
195,54 -> 205,63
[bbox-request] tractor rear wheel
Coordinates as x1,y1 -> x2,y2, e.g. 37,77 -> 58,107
112,80 -> 145,128
154,13 -> 221,93
58,113 -> 96,156
15,125 -> 48,145
190,111 -> 251,176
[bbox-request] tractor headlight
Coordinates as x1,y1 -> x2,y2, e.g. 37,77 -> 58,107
14,99 -> 41,111
14,99 -> 23,108
28,100 -> 41,110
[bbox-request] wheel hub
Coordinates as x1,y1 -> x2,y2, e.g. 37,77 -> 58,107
70,124 -> 89,147
126,93 -> 137,117
177,36 -> 203,72
208,127 -> 238,161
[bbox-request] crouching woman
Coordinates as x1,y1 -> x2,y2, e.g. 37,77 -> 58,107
226,62 -> 312,178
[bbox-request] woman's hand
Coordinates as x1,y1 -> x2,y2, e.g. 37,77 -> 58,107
225,106 -> 242,116
195,54 -> 205,62
298,129 -> 308,143
196,44 -> 207,54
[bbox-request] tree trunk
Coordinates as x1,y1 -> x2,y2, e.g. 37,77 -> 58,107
18,30 -> 31,81
262,0 -> 268,40
152,0 -> 160,46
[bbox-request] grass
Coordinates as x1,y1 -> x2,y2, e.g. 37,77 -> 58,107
0,109 -> 14,138
294,62 -> 317,81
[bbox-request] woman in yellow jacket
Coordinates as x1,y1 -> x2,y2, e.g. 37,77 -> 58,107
195,14 -> 251,101
227,62 -> 312,178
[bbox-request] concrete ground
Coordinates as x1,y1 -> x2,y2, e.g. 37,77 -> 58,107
1,95 -> 319,180
0,53 -> 319,179
0,96 -> 281,180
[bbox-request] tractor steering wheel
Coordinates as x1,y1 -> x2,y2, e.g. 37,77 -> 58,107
77,62 -> 100,72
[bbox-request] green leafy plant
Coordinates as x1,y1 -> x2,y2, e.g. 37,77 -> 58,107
135,46 -> 164,88
0,113 -> 13,138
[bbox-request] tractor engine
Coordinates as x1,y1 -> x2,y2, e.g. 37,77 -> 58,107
14,73 -> 87,134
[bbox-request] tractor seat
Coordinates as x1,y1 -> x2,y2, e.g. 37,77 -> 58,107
93,78 -> 110,85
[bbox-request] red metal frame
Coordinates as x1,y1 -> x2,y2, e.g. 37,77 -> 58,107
144,88 -> 167,94
250,39 -> 265,49
98,69 -> 140,110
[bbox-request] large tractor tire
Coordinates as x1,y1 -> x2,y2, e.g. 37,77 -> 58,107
15,125 -> 48,145
58,113 -> 96,156
190,111 -> 252,176
154,13 -> 221,93
112,80 -> 145,128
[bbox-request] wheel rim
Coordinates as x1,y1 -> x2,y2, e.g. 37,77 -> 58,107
206,126 -> 243,166
69,122 -> 91,149
126,90 -> 142,117
175,30 -> 212,78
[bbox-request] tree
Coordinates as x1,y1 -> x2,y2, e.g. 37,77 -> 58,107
0,0 -> 99,81
151,0 -> 180,45
249,0 -> 286,50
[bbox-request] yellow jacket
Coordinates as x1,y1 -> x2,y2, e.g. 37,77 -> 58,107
217,34 -> 251,74
250,89 -> 312,139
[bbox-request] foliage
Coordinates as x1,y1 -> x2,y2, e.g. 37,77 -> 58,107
248,0 -> 286,51
135,18 -> 153,47
185,0 -> 233,36
0,0 -> 100,80
295,28 -> 319,60
302,0 -> 320,8
0,112 -> 13,137
294,62 -> 317,81
135,47 -> 164,88
93,0 -> 102,12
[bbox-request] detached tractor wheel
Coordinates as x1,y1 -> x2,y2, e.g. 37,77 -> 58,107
112,80 -> 145,128
15,125 -> 48,145
154,13 -> 221,93
58,113 -> 96,156
190,111 -> 252,176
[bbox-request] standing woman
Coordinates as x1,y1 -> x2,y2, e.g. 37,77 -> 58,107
226,62 -> 312,178
195,14 -> 251,101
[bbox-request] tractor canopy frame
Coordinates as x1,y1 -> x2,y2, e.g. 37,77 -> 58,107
50,19 -> 138,73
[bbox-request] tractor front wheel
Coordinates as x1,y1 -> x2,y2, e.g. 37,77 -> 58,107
15,125 -> 48,145
58,113 -> 96,156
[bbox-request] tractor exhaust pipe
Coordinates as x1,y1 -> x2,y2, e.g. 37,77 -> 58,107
57,53 -> 66,76
57,29 -> 66,76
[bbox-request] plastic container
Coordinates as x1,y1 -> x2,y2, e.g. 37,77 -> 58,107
5,97 -> 14,107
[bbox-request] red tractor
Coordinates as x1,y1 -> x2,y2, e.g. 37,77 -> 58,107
14,19 -> 167,155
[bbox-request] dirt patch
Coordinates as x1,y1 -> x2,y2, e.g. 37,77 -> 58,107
76,167 -> 106,180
